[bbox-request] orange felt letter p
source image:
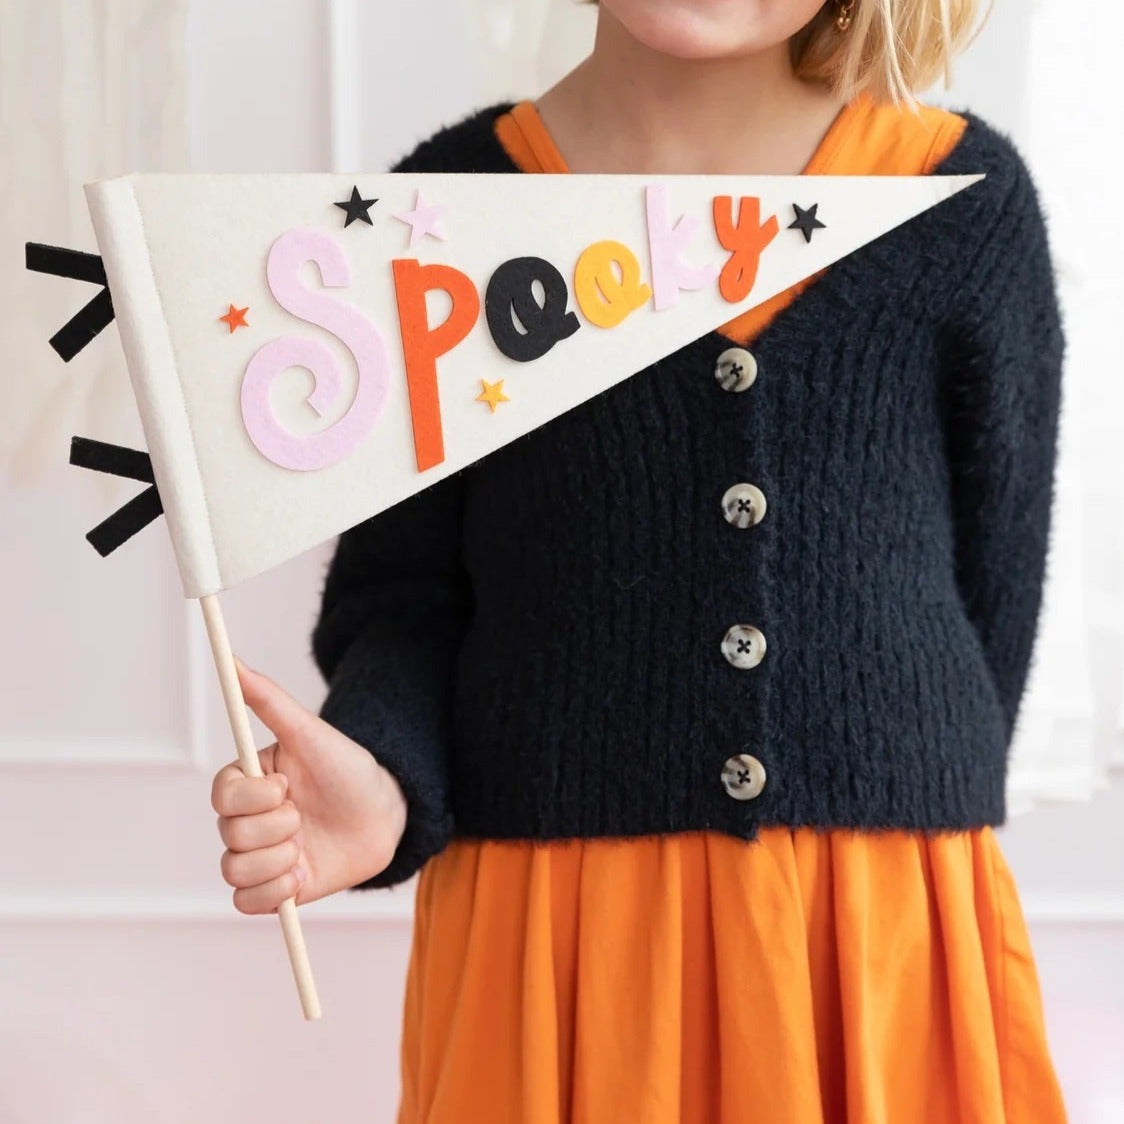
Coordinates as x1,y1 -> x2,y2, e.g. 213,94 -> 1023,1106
712,196 -> 779,304
392,259 -> 481,472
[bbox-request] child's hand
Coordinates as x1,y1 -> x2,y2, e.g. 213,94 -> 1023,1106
210,657 -> 408,913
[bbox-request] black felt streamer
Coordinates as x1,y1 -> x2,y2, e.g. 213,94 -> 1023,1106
85,486 -> 164,557
25,242 -> 116,362
485,256 -> 580,363
25,244 -> 107,285
69,436 -> 164,556
48,287 -> 116,363
70,436 -> 155,483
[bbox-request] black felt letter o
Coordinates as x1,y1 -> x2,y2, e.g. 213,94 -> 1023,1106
485,256 -> 580,363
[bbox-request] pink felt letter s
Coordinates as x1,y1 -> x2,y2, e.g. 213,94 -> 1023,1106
241,228 -> 390,471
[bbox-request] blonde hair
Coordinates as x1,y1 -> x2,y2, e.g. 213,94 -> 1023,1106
581,0 -> 993,107
790,0 -> 992,106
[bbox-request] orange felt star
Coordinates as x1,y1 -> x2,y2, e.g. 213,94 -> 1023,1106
219,304 -> 249,333
476,378 -> 511,413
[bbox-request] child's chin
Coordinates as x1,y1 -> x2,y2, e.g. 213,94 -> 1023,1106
604,0 -> 807,62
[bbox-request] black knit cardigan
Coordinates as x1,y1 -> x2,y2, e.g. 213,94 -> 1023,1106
310,101 -> 1065,890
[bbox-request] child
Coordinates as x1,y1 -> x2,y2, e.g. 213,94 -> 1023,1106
212,0 -> 1071,1119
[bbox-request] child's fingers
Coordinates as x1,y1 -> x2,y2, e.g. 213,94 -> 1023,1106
230,864 -> 306,916
210,754 -> 286,817
214,800 -> 301,849
220,837 -> 301,890
217,800 -> 301,853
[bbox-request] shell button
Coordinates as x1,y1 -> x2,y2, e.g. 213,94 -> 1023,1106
721,753 -> 767,800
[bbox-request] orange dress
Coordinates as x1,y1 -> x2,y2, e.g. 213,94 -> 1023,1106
396,95 -> 1070,1124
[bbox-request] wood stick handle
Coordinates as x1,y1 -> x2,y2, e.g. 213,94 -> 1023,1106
199,593 -> 323,1021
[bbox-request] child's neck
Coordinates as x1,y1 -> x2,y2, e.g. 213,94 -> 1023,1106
535,11 -> 849,176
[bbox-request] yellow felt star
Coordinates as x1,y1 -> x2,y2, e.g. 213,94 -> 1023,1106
476,378 -> 510,413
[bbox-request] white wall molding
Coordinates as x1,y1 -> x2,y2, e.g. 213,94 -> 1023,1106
327,0 -> 361,173
2,890 -> 1123,926
1019,894 -> 1124,925
0,890 -> 414,923
0,744 -> 206,768
0,599 -> 216,771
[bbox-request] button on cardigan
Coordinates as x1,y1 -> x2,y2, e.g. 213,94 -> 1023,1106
310,100 -> 1065,891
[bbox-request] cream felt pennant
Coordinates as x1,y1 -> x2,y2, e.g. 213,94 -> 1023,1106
80,170 -> 982,598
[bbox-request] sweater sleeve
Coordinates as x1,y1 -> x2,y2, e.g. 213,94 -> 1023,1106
939,140 -> 1066,745
310,470 -> 473,890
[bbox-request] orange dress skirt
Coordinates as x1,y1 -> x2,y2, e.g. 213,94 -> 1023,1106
394,98 -> 1070,1122
399,829 -> 1067,1123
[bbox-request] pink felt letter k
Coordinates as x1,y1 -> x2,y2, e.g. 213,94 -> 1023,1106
644,184 -> 720,311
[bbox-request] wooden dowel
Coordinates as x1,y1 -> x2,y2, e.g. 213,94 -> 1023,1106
199,592 -> 322,1021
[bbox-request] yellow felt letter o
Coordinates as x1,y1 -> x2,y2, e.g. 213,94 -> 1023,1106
574,240 -> 652,329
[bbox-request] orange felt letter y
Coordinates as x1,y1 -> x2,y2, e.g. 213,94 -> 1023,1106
712,196 -> 779,304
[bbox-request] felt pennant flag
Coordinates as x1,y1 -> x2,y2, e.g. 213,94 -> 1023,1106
77,170 -> 982,597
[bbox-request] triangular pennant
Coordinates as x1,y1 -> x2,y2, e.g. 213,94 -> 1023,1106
83,171 -> 982,597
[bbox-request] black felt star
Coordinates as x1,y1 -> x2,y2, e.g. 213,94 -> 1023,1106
334,186 -> 378,227
788,202 -> 826,243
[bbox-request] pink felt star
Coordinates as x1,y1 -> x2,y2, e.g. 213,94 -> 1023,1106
394,189 -> 447,248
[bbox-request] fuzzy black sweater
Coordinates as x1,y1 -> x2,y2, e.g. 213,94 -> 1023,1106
310,101 -> 1065,890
